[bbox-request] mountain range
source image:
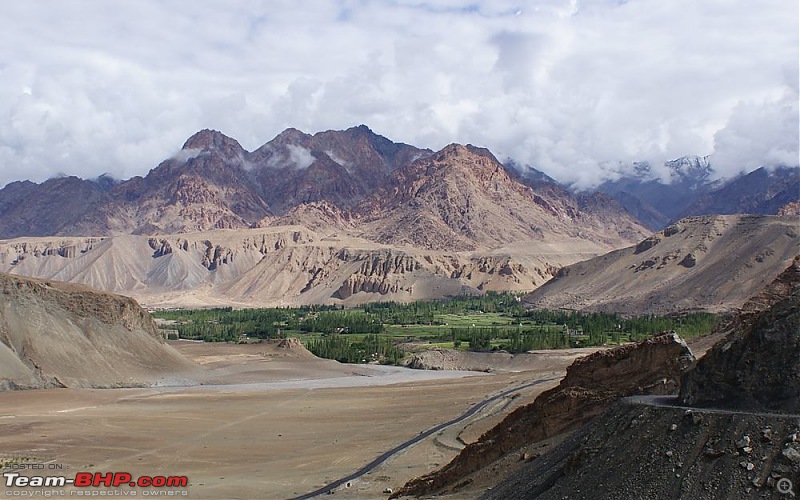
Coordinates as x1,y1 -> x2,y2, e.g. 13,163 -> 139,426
596,157 -> 799,230
2,125 -> 797,239
0,125 -> 796,308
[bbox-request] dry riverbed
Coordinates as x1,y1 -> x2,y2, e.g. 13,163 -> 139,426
0,342 -> 591,499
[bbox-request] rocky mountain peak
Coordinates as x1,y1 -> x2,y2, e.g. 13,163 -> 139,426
346,124 -> 374,135
435,142 -> 473,159
181,129 -> 244,156
381,142 -> 514,201
666,155 -> 713,187
269,127 -> 312,146
91,173 -> 121,191
423,143 -> 507,179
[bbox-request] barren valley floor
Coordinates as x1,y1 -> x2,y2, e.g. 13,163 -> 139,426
0,342 -> 582,499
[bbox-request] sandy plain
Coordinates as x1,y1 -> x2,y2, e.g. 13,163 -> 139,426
0,341 -> 590,500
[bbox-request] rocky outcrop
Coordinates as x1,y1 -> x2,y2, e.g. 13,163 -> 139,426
0,273 -> 197,390
395,333 -> 694,497
486,401 -> 800,500
332,251 -> 419,298
679,252 -> 697,268
200,242 -> 235,270
634,235 -> 661,254
778,200 -> 800,216
404,349 -> 566,373
486,265 -> 800,500
149,238 -> 173,257
680,259 -> 800,413
271,200 -> 355,232
333,275 -> 408,299
274,337 -> 316,358
405,349 -> 487,371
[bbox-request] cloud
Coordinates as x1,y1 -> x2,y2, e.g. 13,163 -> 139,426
171,148 -> 205,163
265,144 -> 315,170
286,145 -> 315,170
711,87 -> 799,179
0,0 -> 796,189
324,149 -> 348,168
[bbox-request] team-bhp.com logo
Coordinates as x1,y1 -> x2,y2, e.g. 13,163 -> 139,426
5,471 -> 188,488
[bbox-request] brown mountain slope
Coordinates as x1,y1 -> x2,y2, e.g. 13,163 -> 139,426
63,130 -> 271,235
0,177 -> 112,238
523,214 -> 799,314
248,125 -> 430,213
0,273 -> 197,390
357,144 -> 648,251
267,200 -> 356,232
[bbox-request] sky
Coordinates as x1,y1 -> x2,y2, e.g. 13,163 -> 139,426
0,0 -> 797,189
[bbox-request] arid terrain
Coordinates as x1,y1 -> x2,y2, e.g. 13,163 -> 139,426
525,214 -> 799,314
483,269 -> 800,500
0,340 -> 596,499
0,259 -> 609,499
0,129 -> 656,308
392,258 -> 800,500
0,226 -> 608,309
0,125 -> 796,500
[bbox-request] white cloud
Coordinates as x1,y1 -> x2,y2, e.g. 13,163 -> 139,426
265,144 -> 315,170
324,150 -> 348,168
0,0 -> 796,189
286,145 -> 315,170
171,148 -> 205,163
711,87 -> 800,179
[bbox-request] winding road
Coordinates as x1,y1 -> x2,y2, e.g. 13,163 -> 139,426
625,395 -> 800,419
289,374 -> 561,500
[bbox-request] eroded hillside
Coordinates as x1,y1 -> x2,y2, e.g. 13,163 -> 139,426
524,214 -> 799,314
0,227 -> 600,308
0,273 -> 197,389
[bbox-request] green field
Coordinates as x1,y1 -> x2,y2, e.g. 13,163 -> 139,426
151,292 -> 720,364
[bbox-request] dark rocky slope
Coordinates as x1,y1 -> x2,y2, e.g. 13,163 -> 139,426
484,261 -> 800,499
394,333 -> 694,497
680,257 -> 800,413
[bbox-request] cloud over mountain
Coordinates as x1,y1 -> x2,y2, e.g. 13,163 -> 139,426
0,0 -> 796,188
